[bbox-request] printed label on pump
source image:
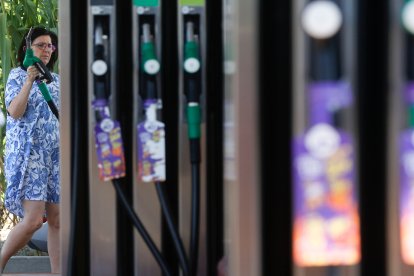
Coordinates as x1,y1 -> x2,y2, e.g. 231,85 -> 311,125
309,82 -> 352,125
399,129 -> 414,264
292,123 -> 360,266
93,100 -> 126,181
137,100 -> 166,182
133,0 -> 159,7
180,0 -> 205,6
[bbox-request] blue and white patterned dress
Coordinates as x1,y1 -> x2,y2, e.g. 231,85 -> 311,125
4,67 -> 60,218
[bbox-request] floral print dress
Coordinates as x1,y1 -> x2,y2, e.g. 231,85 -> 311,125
4,67 -> 60,218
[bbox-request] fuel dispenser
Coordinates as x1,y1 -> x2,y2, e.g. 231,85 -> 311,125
132,5 -> 163,275
61,0 -> 223,273
87,2 -> 119,275
292,1 -> 360,275
400,0 -> 414,267
178,2 -> 206,275
89,1 -> 182,275
133,1 -> 191,275
388,0 -> 414,275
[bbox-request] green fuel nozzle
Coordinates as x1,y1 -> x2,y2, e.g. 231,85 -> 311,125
186,103 -> 201,139
141,24 -> 160,75
184,22 -> 201,74
183,22 -> 202,140
23,48 -> 54,84
22,28 -> 58,120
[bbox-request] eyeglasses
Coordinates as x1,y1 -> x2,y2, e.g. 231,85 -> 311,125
32,43 -> 56,52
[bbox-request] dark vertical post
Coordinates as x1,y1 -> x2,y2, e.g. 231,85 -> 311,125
162,1 -> 180,275
206,0 -> 224,275
68,0 -> 90,275
357,0 -> 389,275
115,1 -> 134,275
260,0 -> 293,275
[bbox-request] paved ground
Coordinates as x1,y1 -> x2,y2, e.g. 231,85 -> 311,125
0,228 -> 46,257
3,256 -> 51,274
1,226 -> 50,274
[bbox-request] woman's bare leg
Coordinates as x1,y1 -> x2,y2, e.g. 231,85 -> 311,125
46,202 -> 60,274
0,200 -> 45,271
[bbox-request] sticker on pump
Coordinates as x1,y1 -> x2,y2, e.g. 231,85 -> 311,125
399,130 -> 414,264
184,57 -> 201,73
292,123 -> 360,266
137,99 -> 166,182
92,59 -> 108,76
144,59 -> 160,75
402,1 -> 414,34
94,119 -> 126,181
301,0 -> 343,39
92,99 -> 126,181
399,84 -> 414,264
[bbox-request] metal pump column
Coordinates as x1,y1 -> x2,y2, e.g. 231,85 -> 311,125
389,1 -> 414,275
88,1 -> 118,275
178,1 -> 207,275
133,1 -> 163,275
292,1 -> 360,275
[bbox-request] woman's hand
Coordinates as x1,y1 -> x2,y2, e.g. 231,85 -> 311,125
27,66 -> 40,82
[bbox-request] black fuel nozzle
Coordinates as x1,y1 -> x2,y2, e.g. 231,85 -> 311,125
92,22 -> 109,100
184,21 -> 201,103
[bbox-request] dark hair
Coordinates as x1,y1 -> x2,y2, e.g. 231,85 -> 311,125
17,27 -> 58,71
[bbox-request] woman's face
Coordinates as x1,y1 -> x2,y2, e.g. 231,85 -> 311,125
31,35 -> 55,65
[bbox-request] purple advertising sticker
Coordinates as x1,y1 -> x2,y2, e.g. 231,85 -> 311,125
137,100 -> 166,182
94,118 -> 126,181
399,129 -> 414,264
404,82 -> 414,104
292,123 -> 360,266
308,81 -> 352,125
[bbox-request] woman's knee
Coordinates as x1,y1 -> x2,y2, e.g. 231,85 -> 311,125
46,203 -> 60,230
22,216 -> 43,233
47,214 -> 60,230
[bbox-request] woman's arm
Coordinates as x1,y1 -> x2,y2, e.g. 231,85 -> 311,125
7,66 -> 39,119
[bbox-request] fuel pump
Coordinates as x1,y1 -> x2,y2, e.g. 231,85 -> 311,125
399,0 -> 414,268
178,1 -> 206,275
88,2 -> 180,275
134,1 -> 190,275
81,3 -> 120,275
292,1 -> 360,275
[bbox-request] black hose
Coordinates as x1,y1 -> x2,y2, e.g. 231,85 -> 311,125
47,101 -> 59,121
190,162 -> 200,276
112,179 -> 172,276
156,182 -> 190,276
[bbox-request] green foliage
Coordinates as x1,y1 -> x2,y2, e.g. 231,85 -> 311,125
0,0 -> 58,225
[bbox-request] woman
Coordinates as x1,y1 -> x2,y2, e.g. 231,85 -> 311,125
0,27 -> 60,273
